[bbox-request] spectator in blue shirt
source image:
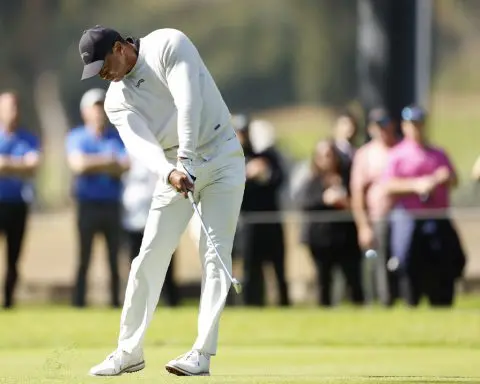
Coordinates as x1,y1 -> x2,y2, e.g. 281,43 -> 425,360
66,88 -> 129,308
0,91 -> 41,309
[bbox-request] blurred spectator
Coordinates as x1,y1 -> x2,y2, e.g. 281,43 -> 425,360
289,109 -> 359,208
0,91 -> 40,309
332,110 -> 359,189
296,140 -> 364,307
121,157 -> 179,307
384,105 -> 466,307
233,115 -> 290,306
350,108 -> 399,306
471,153 -> 480,182
66,88 -> 129,308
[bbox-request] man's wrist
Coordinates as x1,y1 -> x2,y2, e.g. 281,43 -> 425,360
163,164 -> 177,185
177,158 -> 196,182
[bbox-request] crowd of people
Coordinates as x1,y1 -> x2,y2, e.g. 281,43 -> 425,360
0,87 -> 468,310
233,106 -> 466,308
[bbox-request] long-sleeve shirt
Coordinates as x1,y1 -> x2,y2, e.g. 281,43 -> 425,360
241,147 -> 284,212
104,29 -> 234,184
296,174 -> 357,250
122,157 -> 158,231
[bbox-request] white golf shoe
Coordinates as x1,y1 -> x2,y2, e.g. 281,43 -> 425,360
89,349 -> 145,376
165,349 -> 210,376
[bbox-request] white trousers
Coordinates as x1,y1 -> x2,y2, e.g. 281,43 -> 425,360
117,138 -> 245,356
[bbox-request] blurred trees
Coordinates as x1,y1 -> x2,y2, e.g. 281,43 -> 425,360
0,0 -> 476,129
0,0 -> 359,130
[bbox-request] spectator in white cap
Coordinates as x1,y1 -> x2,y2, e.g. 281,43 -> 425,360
233,116 -> 290,307
66,88 -> 129,308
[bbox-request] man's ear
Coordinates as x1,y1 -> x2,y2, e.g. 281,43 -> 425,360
112,41 -> 123,54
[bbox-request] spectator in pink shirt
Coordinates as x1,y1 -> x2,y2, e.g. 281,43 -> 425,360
384,105 -> 465,307
384,106 -> 456,211
350,108 -> 399,306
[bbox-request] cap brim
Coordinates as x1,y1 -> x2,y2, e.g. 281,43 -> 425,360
371,117 -> 391,128
403,117 -> 425,123
81,60 -> 104,80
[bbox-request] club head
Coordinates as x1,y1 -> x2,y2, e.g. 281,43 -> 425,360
232,278 -> 242,294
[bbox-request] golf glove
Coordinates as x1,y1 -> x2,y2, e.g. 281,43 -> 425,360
177,158 -> 197,184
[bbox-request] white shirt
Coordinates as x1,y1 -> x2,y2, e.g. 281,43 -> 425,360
122,158 -> 157,231
104,29 -> 234,184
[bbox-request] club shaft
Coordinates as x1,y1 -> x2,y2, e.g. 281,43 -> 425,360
187,192 -> 236,284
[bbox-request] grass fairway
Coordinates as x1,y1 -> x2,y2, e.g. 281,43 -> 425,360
0,299 -> 479,384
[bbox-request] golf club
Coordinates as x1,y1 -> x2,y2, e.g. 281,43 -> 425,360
187,191 -> 243,294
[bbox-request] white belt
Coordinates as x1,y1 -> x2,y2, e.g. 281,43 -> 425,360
163,128 -> 237,163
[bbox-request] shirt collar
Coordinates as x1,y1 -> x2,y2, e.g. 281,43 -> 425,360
402,137 -> 430,150
125,37 -> 143,78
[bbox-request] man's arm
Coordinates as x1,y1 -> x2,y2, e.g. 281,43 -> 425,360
67,152 -> 119,175
381,152 -> 425,196
266,150 -> 284,188
104,137 -> 131,178
384,177 -> 426,196
436,150 -> 458,188
385,166 -> 456,196
106,106 -> 175,184
66,131 -> 117,175
0,152 -> 40,178
164,31 -> 202,160
349,150 -> 376,249
106,156 -> 130,178
350,154 -> 370,231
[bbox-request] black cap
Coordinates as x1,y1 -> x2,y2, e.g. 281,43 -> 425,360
368,108 -> 391,128
79,26 -> 122,80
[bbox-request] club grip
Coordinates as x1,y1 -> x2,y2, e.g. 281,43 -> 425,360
187,190 -> 195,204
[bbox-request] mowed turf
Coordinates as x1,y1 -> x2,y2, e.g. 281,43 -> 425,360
0,298 -> 479,383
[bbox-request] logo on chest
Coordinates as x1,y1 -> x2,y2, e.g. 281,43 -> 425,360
135,79 -> 145,88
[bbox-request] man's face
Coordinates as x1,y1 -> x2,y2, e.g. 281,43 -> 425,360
402,120 -> 424,140
370,121 -> 396,143
314,141 -> 337,172
0,93 -> 19,128
99,42 -> 130,82
334,116 -> 356,141
82,102 -> 107,128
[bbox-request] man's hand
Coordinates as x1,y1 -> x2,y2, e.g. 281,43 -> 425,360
169,169 -> 194,198
246,158 -> 270,182
322,186 -> 347,207
433,166 -> 451,185
413,176 -> 436,196
358,224 -> 375,250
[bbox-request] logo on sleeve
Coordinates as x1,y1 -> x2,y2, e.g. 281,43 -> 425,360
135,79 -> 145,88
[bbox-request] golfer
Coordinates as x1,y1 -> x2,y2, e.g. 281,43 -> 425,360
79,26 -> 245,377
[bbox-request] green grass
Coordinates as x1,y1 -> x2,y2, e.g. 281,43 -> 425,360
0,297 -> 479,383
